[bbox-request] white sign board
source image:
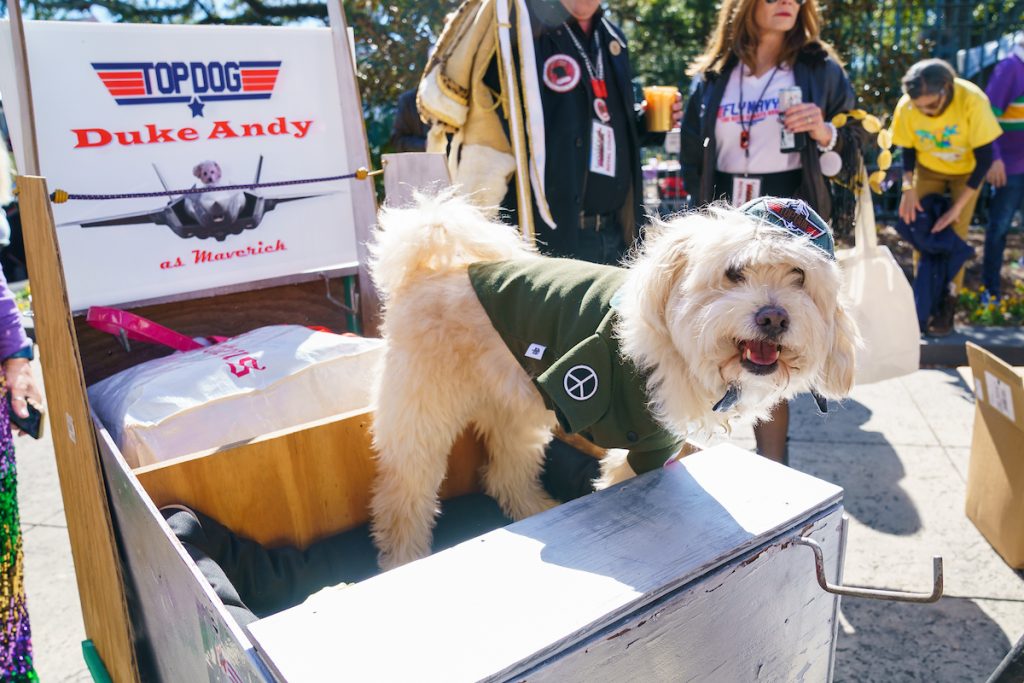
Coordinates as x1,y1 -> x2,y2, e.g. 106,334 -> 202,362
0,20 -> 360,310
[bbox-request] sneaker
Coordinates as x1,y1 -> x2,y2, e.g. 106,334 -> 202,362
927,294 -> 957,337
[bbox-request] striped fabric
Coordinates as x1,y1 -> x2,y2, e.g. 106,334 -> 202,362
994,98 -> 1024,131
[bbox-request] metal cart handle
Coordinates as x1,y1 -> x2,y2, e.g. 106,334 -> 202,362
796,536 -> 943,604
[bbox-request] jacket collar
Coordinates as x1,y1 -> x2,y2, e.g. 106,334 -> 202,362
706,41 -> 829,81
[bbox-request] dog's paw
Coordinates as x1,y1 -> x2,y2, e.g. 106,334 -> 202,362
499,490 -> 559,521
593,449 -> 637,490
371,518 -> 433,571
377,545 -> 429,572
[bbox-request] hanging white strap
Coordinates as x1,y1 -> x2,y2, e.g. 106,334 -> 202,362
495,0 -> 535,241
854,169 -> 879,256
512,0 -> 556,229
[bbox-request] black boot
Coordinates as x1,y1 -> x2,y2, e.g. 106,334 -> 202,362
927,294 -> 957,337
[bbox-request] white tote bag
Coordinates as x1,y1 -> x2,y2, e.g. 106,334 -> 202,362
835,178 -> 920,385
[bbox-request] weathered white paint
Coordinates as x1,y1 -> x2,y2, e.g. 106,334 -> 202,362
96,416 -> 274,682
523,512 -> 843,682
248,444 -> 844,682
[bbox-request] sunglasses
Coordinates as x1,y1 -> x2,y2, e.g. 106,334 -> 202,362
764,0 -> 806,5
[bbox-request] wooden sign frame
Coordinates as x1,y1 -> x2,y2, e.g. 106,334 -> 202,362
3,4 -> 380,329
10,1 -> 380,678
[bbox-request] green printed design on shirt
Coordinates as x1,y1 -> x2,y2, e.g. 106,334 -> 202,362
915,124 -> 959,149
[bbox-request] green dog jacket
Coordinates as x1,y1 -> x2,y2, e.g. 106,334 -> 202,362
468,258 -> 682,474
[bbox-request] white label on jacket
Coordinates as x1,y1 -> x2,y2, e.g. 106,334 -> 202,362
525,343 -> 546,360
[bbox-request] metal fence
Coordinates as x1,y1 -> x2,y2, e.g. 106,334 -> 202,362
826,0 -> 1024,110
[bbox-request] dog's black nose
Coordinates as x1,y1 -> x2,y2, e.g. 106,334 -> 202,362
754,305 -> 789,338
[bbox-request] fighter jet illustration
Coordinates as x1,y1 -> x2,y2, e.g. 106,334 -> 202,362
72,156 -> 328,241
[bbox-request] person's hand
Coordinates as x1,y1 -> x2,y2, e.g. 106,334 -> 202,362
672,90 -> 683,128
782,103 -> 830,146
930,205 -> 961,233
987,159 -> 1007,188
931,188 -> 977,233
3,357 -> 42,436
898,186 -> 923,224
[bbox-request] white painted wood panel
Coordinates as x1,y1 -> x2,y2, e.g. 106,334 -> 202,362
249,445 -> 843,682
96,417 -> 273,682
522,510 -> 843,682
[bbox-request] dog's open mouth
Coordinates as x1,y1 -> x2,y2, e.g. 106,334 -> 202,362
739,339 -> 781,375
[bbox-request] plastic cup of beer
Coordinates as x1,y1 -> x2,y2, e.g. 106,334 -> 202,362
643,85 -> 679,132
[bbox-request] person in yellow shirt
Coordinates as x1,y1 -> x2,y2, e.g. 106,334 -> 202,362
891,58 -> 1003,335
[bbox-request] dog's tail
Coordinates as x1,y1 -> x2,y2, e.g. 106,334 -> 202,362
370,189 -> 537,299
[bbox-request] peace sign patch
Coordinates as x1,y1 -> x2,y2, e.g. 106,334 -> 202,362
564,364 -> 599,401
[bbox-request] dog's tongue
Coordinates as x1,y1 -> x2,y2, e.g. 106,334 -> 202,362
744,340 -> 780,366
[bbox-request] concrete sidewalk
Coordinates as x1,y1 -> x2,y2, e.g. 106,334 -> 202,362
17,366 -> 1024,681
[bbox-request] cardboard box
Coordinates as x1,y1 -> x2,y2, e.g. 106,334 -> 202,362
964,342 -> 1024,568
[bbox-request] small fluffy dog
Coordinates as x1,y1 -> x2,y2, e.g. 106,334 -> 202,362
187,160 -> 244,222
193,160 -> 223,185
369,193 -> 858,569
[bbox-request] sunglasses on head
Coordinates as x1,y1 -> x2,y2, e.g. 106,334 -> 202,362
764,0 -> 806,5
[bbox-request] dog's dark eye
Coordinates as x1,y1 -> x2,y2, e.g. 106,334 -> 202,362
725,266 -> 745,284
791,268 -> 806,287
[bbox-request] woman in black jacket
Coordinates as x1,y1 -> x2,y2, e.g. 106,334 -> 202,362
681,0 -> 861,465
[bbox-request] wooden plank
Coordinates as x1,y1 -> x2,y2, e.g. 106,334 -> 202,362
134,409 -> 486,549
69,265 -> 356,317
524,510 -> 843,682
327,0 -> 380,336
74,275 -> 358,386
6,0 -> 40,174
17,175 -> 139,682
248,444 -> 844,682
381,153 -> 451,208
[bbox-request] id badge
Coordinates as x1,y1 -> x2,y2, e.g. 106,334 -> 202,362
590,121 -> 616,177
731,176 -> 762,207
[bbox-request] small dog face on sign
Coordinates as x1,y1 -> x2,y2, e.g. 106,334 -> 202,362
193,160 -> 222,186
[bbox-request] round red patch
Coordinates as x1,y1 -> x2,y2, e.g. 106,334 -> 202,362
543,54 -> 581,93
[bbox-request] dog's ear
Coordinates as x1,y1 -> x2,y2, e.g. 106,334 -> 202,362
817,302 -> 859,399
631,227 -> 691,334
192,164 -> 203,179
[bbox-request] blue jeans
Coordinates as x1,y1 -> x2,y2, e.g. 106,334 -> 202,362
984,173 -> 1024,297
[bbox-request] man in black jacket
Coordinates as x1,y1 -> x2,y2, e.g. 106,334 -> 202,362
490,0 -> 681,264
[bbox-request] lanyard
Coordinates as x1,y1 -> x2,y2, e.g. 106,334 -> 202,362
737,64 -> 779,157
563,22 -> 611,123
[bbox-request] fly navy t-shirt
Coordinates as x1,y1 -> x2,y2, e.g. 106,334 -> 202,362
715,65 -> 802,175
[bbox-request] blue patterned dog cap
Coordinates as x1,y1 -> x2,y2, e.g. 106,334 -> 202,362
740,196 -> 836,260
